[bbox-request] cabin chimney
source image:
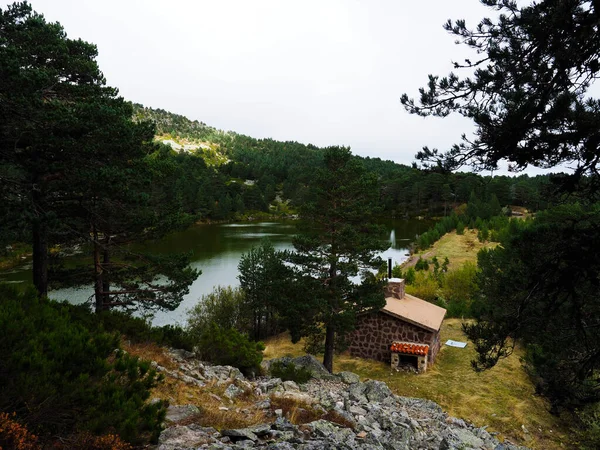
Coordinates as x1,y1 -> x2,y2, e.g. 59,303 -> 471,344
385,278 -> 405,300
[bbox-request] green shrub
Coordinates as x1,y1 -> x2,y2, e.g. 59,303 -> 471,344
187,286 -> 249,334
269,361 -> 312,384
391,264 -> 403,279
157,324 -> 195,350
405,271 -> 439,302
441,262 -> 478,317
301,327 -> 348,356
404,267 -> 416,285
303,332 -> 325,355
477,224 -> 490,242
63,303 -> 194,350
193,322 -> 264,376
0,286 -> 165,445
577,402 -> 600,449
456,220 -> 465,235
415,257 -> 429,271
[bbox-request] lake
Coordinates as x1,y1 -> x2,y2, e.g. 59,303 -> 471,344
0,219 -> 433,326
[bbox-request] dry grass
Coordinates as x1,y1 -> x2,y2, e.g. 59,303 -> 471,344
403,230 -> 498,271
121,340 -> 177,370
124,342 -> 268,431
263,333 -> 307,359
270,396 -> 321,425
322,409 -> 356,430
263,321 -> 570,449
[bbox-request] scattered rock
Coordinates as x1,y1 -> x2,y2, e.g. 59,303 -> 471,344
157,424 -> 215,450
258,377 -> 282,394
338,371 -> 360,384
262,355 -> 336,380
156,351 -> 531,450
221,427 -> 259,442
224,383 -> 245,400
363,380 -> 393,403
165,404 -> 200,423
282,380 -> 300,391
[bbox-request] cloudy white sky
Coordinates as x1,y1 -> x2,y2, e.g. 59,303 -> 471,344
23,0 -> 497,168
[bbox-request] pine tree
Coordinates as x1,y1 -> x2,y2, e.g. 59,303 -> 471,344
402,0 -> 600,193
285,147 -> 388,372
0,2 -> 198,310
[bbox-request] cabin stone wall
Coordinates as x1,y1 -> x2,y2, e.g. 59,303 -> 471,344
348,311 -> 441,363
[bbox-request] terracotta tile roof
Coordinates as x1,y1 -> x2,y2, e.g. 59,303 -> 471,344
382,293 -> 446,332
390,341 -> 429,356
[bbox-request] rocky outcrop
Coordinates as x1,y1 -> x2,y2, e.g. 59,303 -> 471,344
261,355 -> 337,380
156,352 -> 529,450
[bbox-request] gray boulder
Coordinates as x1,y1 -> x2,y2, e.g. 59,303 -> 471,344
338,371 -> 360,384
292,355 -> 335,379
165,404 -> 200,423
224,383 -> 245,400
221,428 -> 259,442
263,355 -> 336,381
157,424 -> 216,450
283,380 -> 300,391
348,381 -> 368,403
363,380 -> 393,403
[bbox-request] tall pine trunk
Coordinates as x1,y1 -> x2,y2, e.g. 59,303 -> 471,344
32,184 -> 48,298
102,234 -> 111,307
322,323 -> 335,373
322,257 -> 337,373
93,224 -> 104,313
32,216 -> 48,298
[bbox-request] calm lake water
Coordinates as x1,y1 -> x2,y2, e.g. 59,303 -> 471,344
0,219 -> 433,326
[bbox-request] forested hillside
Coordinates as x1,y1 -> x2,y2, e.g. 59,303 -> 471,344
4,0 -> 600,448
132,104 -> 560,220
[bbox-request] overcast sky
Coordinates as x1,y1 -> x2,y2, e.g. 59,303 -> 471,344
22,1 -> 502,169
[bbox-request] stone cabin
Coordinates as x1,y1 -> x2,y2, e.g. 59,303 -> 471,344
348,278 -> 446,372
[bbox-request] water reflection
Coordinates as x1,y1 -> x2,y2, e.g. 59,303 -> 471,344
0,218 -> 433,326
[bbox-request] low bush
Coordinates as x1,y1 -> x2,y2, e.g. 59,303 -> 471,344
0,413 -> 38,450
405,271 -> 438,302
192,322 -> 264,376
60,433 -> 133,450
269,361 -> 313,384
303,332 -> 325,355
64,303 -> 194,350
0,286 -> 166,445
576,403 -> 600,449
441,262 -> 478,317
404,267 -> 416,285
187,286 -> 249,334
414,257 -> 429,271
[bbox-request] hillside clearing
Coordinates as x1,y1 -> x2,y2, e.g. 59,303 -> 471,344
402,229 -> 498,271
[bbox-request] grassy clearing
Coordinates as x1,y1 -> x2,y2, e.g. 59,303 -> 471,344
263,322 -> 569,449
403,230 -> 498,271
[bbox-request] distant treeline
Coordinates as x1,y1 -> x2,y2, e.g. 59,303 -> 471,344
133,104 -> 569,221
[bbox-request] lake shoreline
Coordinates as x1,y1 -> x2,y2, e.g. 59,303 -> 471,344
0,218 -> 434,326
